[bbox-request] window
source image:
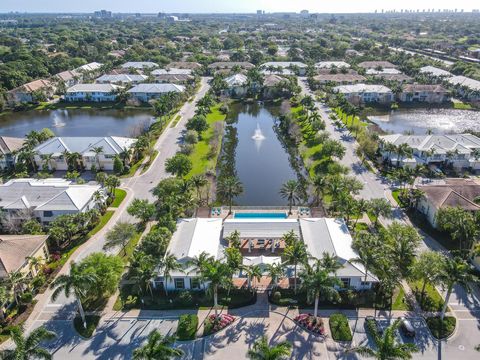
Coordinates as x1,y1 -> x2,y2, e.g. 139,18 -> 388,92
43,211 -> 53,218
361,281 -> 370,287
340,278 -> 350,288
257,239 -> 265,245
191,278 -> 200,290
174,278 -> 185,289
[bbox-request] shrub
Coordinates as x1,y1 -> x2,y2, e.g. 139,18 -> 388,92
426,316 -> 456,339
329,313 -> 352,341
220,103 -> 229,114
113,156 -> 124,174
176,314 -> 198,340
272,291 -> 281,302
184,130 -> 199,144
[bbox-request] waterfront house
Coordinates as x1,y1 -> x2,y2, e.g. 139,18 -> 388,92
263,74 -> 287,98
55,70 -> 81,88
127,83 -> 185,102
6,79 -> 55,106
333,84 -> 394,105
65,84 -> 122,102
379,133 -> 480,170
95,74 -> 148,85
446,76 -> 480,101
154,217 -> 377,291
224,74 -> 249,97
0,178 -> 103,224
33,136 -> 136,171
0,235 -> 50,279
0,137 -> 24,170
399,84 -> 450,103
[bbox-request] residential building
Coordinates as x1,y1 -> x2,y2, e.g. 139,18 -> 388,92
154,217 -> 377,291
0,235 -> 50,279
366,68 -> 402,75
151,69 -> 194,84
65,84 -> 122,102
260,61 -> 308,75
263,74 -> 286,98
372,73 -> 413,83
0,137 -> 24,170
357,61 -> 397,69
95,74 -> 148,85
121,61 -> 159,70
166,61 -> 202,70
207,62 -> 255,72
313,74 -> 366,85
0,178 -> 103,224
399,84 -> 450,103
7,79 -> 55,105
151,68 -> 192,76
127,83 -> 185,102
419,66 -> 452,78
416,179 -> 480,227
379,133 -> 480,170
333,84 -> 394,104
55,70 -> 81,88
33,136 -> 136,171
446,76 -> 480,101
224,74 -> 249,97
314,61 -> 351,69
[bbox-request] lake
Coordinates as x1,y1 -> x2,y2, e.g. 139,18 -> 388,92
368,108 -> 480,135
0,108 -> 154,138
228,103 -> 297,206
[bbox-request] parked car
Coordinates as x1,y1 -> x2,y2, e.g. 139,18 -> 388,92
398,317 -> 416,337
365,316 -> 383,335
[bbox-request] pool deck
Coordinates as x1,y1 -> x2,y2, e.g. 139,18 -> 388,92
200,207 -> 314,219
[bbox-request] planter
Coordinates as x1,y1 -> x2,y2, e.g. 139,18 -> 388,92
203,314 -> 235,336
294,314 -> 325,336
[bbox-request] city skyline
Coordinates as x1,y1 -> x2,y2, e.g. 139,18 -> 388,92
1,0 -> 479,14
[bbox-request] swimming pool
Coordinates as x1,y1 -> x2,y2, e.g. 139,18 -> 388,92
233,212 -> 287,219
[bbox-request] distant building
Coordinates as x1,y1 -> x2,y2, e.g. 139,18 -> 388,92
224,74 -> 249,97
94,10 -> 112,18
446,76 -> 480,101
121,62 -> 159,70
260,62 -> 308,76
399,84 -> 449,103
166,62 -> 201,70
0,137 -> 24,170
357,61 -> 397,70
419,66 -> 452,78
95,74 -> 147,85
6,79 -> 55,106
315,61 -> 351,69
313,74 -> 366,85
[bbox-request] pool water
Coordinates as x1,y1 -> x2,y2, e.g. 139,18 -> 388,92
234,212 -> 287,219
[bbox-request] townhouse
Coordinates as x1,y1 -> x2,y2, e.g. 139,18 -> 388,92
6,79 -> 55,106
224,74 -> 249,97
0,136 -> 24,170
399,84 -> 450,103
127,83 -> 185,102
260,61 -> 308,75
121,61 -> 159,70
65,84 -> 122,102
33,136 -> 136,171
333,84 -> 394,105
95,74 -> 148,85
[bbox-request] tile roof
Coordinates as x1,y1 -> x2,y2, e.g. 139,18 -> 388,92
419,66 -> 452,77
208,62 -> 255,69
121,61 -> 158,69
0,137 -> 24,155
223,219 -> 300,239
333,84 -> 393,94
380,133 -> 480,154
95,74 -> 147,83
261,61 -> 307,68
0,235 -> 49,277
127,83 -> 186,93
418,181 -> 480,211
315,61 -> 351,69
35,136 -> 136,156
447,76 -> 480,91
66,84 -> 122,93
358,61 -> 397,69
166,61 -> 201,70
225,74 -> 248,87
402,84 -> 448,93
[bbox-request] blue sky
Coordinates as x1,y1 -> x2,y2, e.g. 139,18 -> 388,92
1,0 -> 478,13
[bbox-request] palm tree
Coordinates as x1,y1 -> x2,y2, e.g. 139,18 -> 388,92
50,262 -> 97,328
202,260 -> 231,316
186,251 -> 214,291
132,330 -> 183,360
5,271 -> 28,305
383,142 -> 397,166
190,174 -> 208,202
247,336 -> 292,360
312,175 -> 326,207
130,256 -> 156,300
160,252 -> 184,297
347,319 -> 418,359
90,146 -> 104,170
40,153 -> 54,171
283,240 -> 307,294
217,176 -> 244,214
300,264 -> 341,317
438,257 -> 477,321
395,143 -> 413,168
318,252 -> 342,275
279,180 -> 301,215
244,264 -> 263,290
2,326 -> 56,360
65,151 -> 82,171
26,256 -> 44,276
265,263 -> 284,290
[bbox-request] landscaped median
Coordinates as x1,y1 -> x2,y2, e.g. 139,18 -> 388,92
425,316 -> 456,339
177,314 -> 199,341
329,313 -> 353,342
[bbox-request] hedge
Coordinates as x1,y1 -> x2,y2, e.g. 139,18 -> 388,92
426,316 -> 456,339
176,314 -> 198,340
329,313 -> 353,341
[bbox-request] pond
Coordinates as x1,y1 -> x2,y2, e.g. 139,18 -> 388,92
0,108 -> 154,138
368,108 -> 480,135
227,102 -> 297,206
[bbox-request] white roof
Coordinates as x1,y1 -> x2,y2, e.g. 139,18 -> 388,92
315,61 -> 350,69
380,133 -> 480,155
96,74 -> 147,83
261,61 -> 307,68
419,66 -> 452,77
66,84 -> 122,93
223,218 -> 300,238
300,218 -> 377,281
76,62 -> 103,72
243,256 -> 282,267
35,136 -> 136,156
167,218 -> 223,261
225,74 -> 248,87
128,83 -> 185,94
121,61 -> 159,69
333,83 -> 392,94
447,76 -> 480,91
151,68 -> 192,75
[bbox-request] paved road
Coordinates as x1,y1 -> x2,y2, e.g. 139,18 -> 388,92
18,78 -> 211,335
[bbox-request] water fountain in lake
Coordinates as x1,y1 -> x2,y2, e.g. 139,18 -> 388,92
51,110 -> 66,128
251,122 -> 266,151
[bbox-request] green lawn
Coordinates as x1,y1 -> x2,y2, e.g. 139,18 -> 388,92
87,211 -> 114,237
186,104 -> 226,178
140,150 -> 159,174
453,101 -> 473,110
391,286 -> 410,311
111,189 -> 127,207
119,231 -> 142,263
170,114 -> 182,127
391,189 -> 401,205
408,280 -> 445,312
74,315 -> 101,338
